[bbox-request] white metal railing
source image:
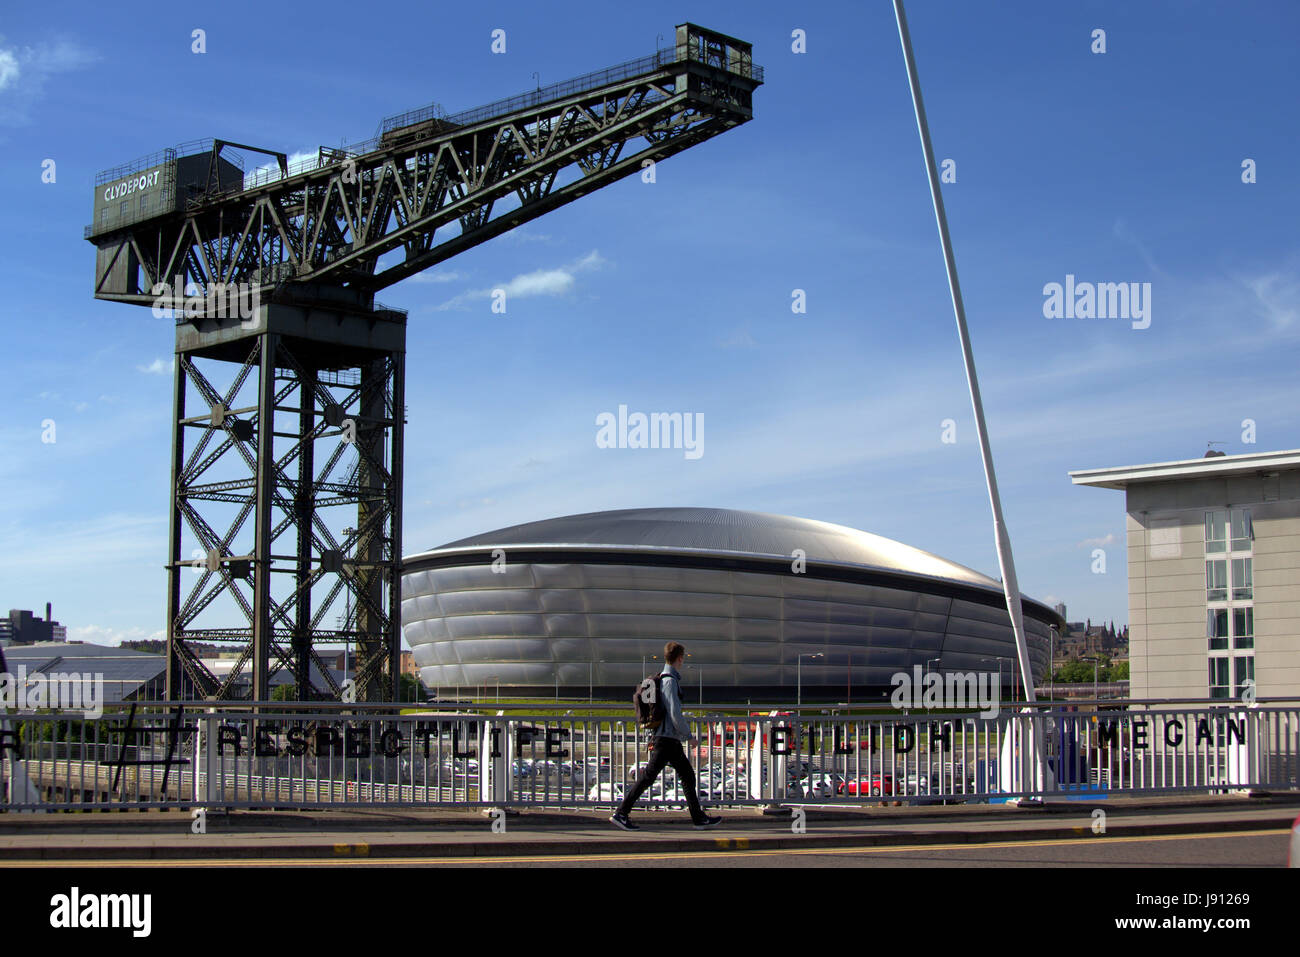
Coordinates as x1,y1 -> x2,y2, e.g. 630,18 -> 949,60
3,702 -> 1297,812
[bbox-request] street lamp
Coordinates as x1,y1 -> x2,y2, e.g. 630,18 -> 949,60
797,653 -> 824,707
980,656 -> 1013,701
925,658 -> 942,710
1049,626 -> 1058,702
680,652 -> 701,707
588,659 -> 606,704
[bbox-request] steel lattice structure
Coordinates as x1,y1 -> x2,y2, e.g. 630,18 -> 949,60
85,23 -> 761,701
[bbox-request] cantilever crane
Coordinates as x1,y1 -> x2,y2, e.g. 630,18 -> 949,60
84,24 -> 761,702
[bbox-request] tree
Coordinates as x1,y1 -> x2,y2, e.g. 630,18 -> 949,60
1055,659 -> 1094,683
399,673 -> 425,703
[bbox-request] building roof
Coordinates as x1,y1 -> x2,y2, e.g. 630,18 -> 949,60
200,656 -> 344,688
420,506 -> 1005,590
1069,449 -> 1300,491
0,642 -> 165,704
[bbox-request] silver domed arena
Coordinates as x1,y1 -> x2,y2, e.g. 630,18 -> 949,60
400,507 -> 1062,702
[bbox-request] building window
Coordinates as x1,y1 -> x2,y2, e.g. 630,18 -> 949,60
1230,510 -> 1253,551
1234,656 -> 1254,697
1233,607 -> 1254,650
1206,560 -> 1227,601
1209,658 -> 1230,699
1231,557 -> 1252,600
1205,510 -> 1228,553
1205,506 -> 1255,700
140,194 -> 148,213
1208,609 -> 1229,650
120,200 -> 128,218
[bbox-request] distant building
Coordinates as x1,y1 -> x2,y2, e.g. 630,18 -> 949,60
199,655 -> 343,696
1,605 -> 65,646
1055,618 -> 1126,660
403,507 -> 1064,700
1072,448 -> 1300,699
0,642 -> 167,704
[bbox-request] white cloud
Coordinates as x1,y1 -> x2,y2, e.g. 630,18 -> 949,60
0,48 -> 18,90
137,358 -> 172,375
1241,269 -> 1299,330
0,37 -> 97,123
1077,532 -> 1117,548
68,624 -> 164,647
500,229 -> 552,245
1112,219 -> 1165,277
720,328 -> 757,349
503,267 -> 574,297
431,250 -> 606,311
409,270 -> 464,284
243,149 -> 320,185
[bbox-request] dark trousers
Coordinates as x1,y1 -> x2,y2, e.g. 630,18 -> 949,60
617,736 -> 705,820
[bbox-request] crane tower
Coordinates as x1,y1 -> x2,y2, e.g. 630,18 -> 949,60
84,23 -> 761,701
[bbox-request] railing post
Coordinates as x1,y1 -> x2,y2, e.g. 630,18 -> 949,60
755,713 -> 791,816
747,718 -> 764,802
999,707 -> 1054,804
194,708 -> 224,811
1227,702 -> 1265,795
0,714 -> 41,812
480,712 -> 510,811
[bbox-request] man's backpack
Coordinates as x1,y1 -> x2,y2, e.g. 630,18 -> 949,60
633,674 -> 667,730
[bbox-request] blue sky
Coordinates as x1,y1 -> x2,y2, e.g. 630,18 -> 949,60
1,0 -> 1297,646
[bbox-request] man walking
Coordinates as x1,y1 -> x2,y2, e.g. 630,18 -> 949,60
611,642 -> 721,830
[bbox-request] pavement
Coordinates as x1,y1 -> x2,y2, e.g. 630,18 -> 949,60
1,793 -> 1297,861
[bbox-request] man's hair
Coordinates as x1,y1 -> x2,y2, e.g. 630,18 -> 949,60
664,642 -> 685,663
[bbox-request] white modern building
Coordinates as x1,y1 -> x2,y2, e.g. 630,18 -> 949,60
1070,449 -> 1300,700
401,507 -> 1062,701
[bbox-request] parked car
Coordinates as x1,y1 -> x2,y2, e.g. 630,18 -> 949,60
905,764 -> 976,798
588,781 -> 627,804
839,774 -> 897,797
798,772 -> 843,799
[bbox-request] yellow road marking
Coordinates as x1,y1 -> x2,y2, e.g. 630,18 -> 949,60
2,828 -> 1288,867
333,843 -> 370,856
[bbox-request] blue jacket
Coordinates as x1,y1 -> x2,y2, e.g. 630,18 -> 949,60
654,664 -> 691,742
